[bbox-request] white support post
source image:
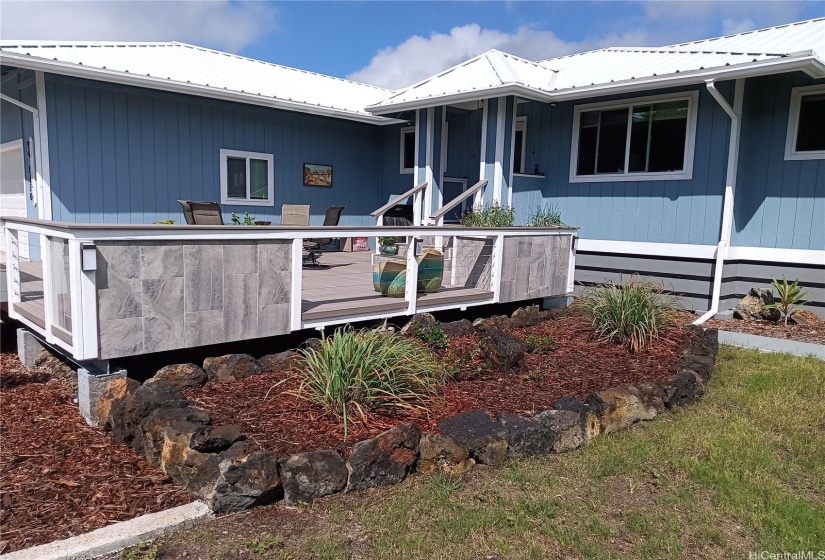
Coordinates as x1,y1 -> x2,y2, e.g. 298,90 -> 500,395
290,238 -> 304,331
405,238 -> 419,316
5,229 -> 21,312
77,264 -> 99,361
67,239 -> 85,358
39,234 -> 56,344
412,188 -> 422,227
423,107 -> 435,225
567,235 -> 577,295
450,235 -> 458,287
491,234 -> 505,303
476,99 -> 488,208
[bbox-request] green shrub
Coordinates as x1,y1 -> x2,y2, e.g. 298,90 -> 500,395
153,219 -> 175,225
525,335 -> 556,353
459,203 -> 515,227
230,211 -> 256,225
414,323 -> 449,349
293,328 -> 444,438
378,236 -> 398,249
526,203 -> 565,227
578,278 -> 678,352
765,275 -> 809,326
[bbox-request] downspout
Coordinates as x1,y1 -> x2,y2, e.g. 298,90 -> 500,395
693,78 -> 744,325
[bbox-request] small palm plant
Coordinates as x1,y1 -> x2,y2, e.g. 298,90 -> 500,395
764,276 -> 809,326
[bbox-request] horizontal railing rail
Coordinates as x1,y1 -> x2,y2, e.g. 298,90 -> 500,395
370,181 -> 428,227
429,180 -> 488,224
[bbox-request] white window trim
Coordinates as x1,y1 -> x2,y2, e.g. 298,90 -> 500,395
514,116 -> 527,174
784,84 -> 825,161
399,126 -> 415,174
569,90 -> 699,183
219,149 -> 274,206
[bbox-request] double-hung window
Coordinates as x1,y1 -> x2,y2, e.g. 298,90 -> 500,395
513,116 -> 527,173
220,149 -> 274,206
785,85 -> 825,160
570,91 -> 698,182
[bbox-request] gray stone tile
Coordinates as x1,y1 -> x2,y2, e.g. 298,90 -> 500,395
258,303 -> 291,337
223,242 -> 258,275
184,310 -> 224,348
96,243 -> 141,286
141,243 -> 184,279
97,278 -> 142,321
98,318 -> 144,359
184,244 -> 223,312
258,242 -> 291,307
518,238 -> 533,258
142,277 -> 184,353
224,273 -> 258,342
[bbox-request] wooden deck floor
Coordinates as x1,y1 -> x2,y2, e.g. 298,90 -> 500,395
302,251 -> 493,323
0,254 -> 47,329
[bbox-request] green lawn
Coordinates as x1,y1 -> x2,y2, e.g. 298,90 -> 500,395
121,346 -> 825,559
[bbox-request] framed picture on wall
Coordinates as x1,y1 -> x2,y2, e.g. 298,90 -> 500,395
303,163 -> 333,187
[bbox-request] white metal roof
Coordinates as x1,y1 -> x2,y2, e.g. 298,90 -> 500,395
663,17 -> 825,55
0,41 -> 394,124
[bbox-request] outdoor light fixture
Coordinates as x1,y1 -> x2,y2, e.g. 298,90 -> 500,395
81,242 -> 97,271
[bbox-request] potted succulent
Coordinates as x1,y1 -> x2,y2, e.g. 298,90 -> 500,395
378,236 -> 399,255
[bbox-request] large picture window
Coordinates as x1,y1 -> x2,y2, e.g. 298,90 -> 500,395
220,149 -> 274,206
785,85 -> 825,160
570,92 -> 698,182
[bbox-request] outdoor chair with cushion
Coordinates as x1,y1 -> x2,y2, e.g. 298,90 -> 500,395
303,205 -> 345,266
280,204 -> 310,227
177,200 -> 224,225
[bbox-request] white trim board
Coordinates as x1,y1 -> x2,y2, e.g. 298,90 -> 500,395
219,148 -> 274,207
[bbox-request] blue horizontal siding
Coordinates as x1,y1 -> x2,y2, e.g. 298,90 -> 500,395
733,73 -> 825,250
45,74 -> 386,226
512,84 -> 733,244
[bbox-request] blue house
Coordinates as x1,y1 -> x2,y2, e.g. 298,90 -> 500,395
1,17 -> 823,338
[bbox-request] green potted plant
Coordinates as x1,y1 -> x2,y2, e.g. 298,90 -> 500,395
378,236 -> 399,255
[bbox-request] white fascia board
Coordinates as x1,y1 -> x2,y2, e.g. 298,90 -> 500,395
577,239 -> 718,259
366,84 -> 545,115
0,52 -> 403,126
727,246 -> 825,266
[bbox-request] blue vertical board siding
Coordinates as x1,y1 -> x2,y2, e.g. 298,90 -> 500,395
45,74 -> 385,226
733,73 -> 825,250
511,83 -> 733,244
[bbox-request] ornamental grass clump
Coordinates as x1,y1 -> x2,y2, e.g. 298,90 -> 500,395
579,278 -> 678,352
293,328 -> 445,438
460,203 -> 515,227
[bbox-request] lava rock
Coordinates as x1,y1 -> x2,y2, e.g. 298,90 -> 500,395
203,354 -> 261,382
399,313 -> 437,336
97,377 -> 141,431
347,423 -> 420,491
257,350 -> 303,372
418,434 -> 474,475
585,388 -> 657,435
662,369 -> 706,408
440,319 -> 474,337
481,329 -> 526,374
510,305 -> 543,327
304,338 -> 324,352
533,409 -> 584,453
552,396 -> 601,442
472,315 -> 512,332
437,410 -> 508,466
734,288 -> 780,321
679,326 -> 720,359
111,381 -> 191,446
280,450 -> 348,505
139,407 -> 212,466
207,446 -> 282,513
790,309 -> 822,327
146,363 -> 207,392
677,354 -> 715,382
632,381 -> 668,414
499,413 -> 555,457
191,424 -> 245,453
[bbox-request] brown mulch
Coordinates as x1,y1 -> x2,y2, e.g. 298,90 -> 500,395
0,346 -> 190,553
185,316 -> 691,459
703,317 -> 825,345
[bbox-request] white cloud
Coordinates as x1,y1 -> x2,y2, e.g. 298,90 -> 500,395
0,0 -> 278,52
347,24 -> 649,89
722,18 -> 757,35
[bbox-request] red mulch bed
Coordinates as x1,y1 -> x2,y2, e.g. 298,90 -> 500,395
0,348 -> 190,553
185,316 -> 692,459
703,317 -> 825,345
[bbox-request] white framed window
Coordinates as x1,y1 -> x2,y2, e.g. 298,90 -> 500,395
219,149 -> 274,206
400,126 -> 415,174
513,116 -> 527,174
785,85 -> 825,161
569,91 -> 699,183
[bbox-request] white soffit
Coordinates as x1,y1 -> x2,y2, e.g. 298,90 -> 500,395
0,41 -> 393,123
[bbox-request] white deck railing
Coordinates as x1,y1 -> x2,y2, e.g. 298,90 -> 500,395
1,217 -> 577,362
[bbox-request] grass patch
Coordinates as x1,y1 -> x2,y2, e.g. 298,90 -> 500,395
351,347 -> 825,558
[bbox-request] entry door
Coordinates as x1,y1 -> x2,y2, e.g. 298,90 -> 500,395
0,140 -> 29,258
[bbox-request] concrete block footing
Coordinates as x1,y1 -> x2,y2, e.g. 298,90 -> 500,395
78,366 -> 127,426
16,328 -> 45,367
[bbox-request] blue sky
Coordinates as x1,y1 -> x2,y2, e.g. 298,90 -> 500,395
2,1 -> 824,88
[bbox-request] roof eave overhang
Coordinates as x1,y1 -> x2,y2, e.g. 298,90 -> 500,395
365,83 -> 548,115
543,55 -> 825,102
0,51 -> 405,126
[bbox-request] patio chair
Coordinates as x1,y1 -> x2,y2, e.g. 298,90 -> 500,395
303,206 -> 345,266
177,200 -> 224,225
281,204 -> 310,226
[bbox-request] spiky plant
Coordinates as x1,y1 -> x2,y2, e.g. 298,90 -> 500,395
765,276 -> 809,327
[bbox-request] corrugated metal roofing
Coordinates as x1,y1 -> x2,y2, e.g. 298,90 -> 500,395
664,17 -> 825,55
0,41 -> 392,121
